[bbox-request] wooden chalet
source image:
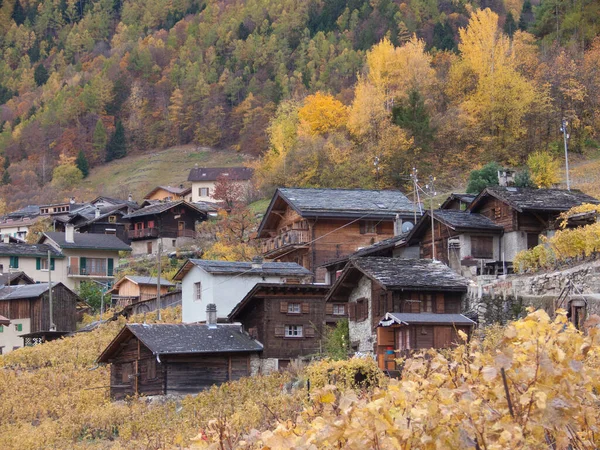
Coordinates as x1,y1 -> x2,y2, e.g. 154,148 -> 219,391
144,185 -> 192,202
98,318 -> 262,400
326,257 -> 474,371
439,193 -> 476,211
109,275 -> 175,307
0,282 -> 80,354
123,200 -> 208,255
405,209 -> 504,277
467,186 -> 599,264
257,188 -> 419,282
64,204 -> 133,244
229,283 -> 344,371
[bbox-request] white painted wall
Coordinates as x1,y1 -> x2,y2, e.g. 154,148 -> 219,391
0,318 -> 30,354
130,237 -> 196,256
181,265 -> 287,323
191,180 -> 252,203
347,275 -> 374,353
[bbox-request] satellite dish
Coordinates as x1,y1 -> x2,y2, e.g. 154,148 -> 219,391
401,221 -> 414,233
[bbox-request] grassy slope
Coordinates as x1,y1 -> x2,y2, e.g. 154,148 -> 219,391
81,145 -> 251,202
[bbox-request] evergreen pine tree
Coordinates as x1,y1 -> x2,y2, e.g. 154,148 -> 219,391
11,0 -> 25,25
2,156 -> 10,185
33,64 -> 49,86
75,150 -> 89,178
92,119 -> 108,159
392,90 -> 434,152
519,0 -> 532,31
504,12 -> 516,37
106,121 -> 127,162
432,22 -> 456,51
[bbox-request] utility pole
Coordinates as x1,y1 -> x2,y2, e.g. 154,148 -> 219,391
426,176 -> 437,260
374,156 -> 380,189
47,250 -> 55,331
560,118 -> 570,190
410,167 -> 423,219
157,241 -> 162,321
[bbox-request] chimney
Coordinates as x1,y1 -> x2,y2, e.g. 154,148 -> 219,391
498,169 -> 516,187
95,207 -> 101,218
393,214 -> 403,236
179,184 -> 184,189
206,303 -> 217,328
128,193 -> 133,203
69,197 -> 75,204
3,235 -> 9,244
65,224 -> 75,244
251,256 -> 263,270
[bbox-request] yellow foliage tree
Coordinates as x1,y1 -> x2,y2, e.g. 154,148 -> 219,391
297,92 -> 348,136
50,153 -> 84,190
527,150 -> 560,188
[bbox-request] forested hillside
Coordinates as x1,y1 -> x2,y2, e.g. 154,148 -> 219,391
0,0 -> 599,207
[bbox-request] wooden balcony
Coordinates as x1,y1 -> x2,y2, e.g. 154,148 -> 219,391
262,229 -> 310,258
128,227 -> 197,240
67,266 -> 110,277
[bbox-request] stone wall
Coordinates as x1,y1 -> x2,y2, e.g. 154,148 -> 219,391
467,259 -> 600,324
348,275 -> 374,353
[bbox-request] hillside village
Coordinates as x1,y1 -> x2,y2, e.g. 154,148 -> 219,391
1,161 -> 599,398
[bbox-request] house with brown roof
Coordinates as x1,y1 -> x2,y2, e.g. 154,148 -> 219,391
98,308 -> 263,399
326,257 -> 473,371
188,166 -> 254,203
123,200 -> 208,255
144,185 -> 192,202
229,283 -> 342,372
257,188 -> 420,282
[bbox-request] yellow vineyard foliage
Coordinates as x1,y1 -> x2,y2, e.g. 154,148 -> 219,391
304,357 -> 387,391
197,309 -> 600,449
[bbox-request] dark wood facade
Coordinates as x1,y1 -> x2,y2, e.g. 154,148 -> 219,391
230,284 -> 346,361
0,283 -> 78,333
126,203 -> 205,241
78,217 -> 130,244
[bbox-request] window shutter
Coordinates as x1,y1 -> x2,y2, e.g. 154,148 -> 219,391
325,303 -> 333,315
80,257 -> 87,274
36,258 -> 41,270
305,326 -> 315,338
274,326 -> 284,337
301,302 -> 310,314
50,258 -> 55,271
107,258 -> 114,276
348,303 -> 356,321
279,302 -> 288,313
359,221 -> 365,234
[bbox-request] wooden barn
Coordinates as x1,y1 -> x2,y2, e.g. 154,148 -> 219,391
326,257 -> 475,371
109,275 -> 175,307
0,282 -> 80,354
98,317 -> 263,400
229,283 -> 343,371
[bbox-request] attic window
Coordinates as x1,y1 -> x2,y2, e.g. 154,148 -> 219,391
376,203 -> 387,209
108,216 -> 117,223
507,187 -> 517,192
222,173 -> 229,176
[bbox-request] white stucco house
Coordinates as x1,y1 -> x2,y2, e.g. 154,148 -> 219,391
187,166 -> 254,203
173,258 -> 313,323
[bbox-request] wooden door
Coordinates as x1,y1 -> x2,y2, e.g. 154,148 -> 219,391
178,221 -> 185,231
434,326 -> 453,349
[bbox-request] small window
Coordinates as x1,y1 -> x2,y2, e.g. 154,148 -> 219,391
15,323 -> 22,332
200,188 -> 210,197
0,325 -> 3,333
360,220 -> 379,234
172,240 -> 176,247
287,303 -> 301,314
147,242 -> 153,254
421,296 -> 433,313
194,282 -> 202,302
285,325 -> 303,337
108,215 -> 117,223
333,304 -> 345,315
356,298 -> 368,322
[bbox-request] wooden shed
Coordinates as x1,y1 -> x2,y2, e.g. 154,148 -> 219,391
98,323 -> 263,400
109,275 -> 175,307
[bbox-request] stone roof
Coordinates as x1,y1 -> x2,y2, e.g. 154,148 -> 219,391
123,200 -> 207,219
439,193 -> 476,209
471,186 -> 600,213
42,232 -> 131,251
0,314 -> 10,325
0,282 -> 57,300
188,167 -> 254,182
0,242 -> 63,258
379,312 -> 475,326
278,188 -> 418,218
0,271 -> 34,285
352,258 -> 469,291
97,323 -> 262,362
174,259 -> 312,280
432,210 -> 504,231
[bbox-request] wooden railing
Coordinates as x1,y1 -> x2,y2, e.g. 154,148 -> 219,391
128,227 -> 197,239
262,229 -> 310,254
67,266 -> 108,277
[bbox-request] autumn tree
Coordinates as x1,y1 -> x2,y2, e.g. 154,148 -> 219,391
527,151 -> 560,188
211,175 -> 247,209
51,154 -> 84,189
297,92 -> 348,136
25,217 -> 53,244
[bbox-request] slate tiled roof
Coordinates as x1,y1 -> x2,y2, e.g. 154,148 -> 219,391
180,259 -> 312,277
0,242 -> 63,258
472,186 -> 600,212
0,314 -> 10,325
279,188 -> 418,218
188,167 -> 254,182
432,210 -> 504,231
439,193 -> 476,209
98,323 -> 263,362
352,257 -> 469,291
380,312 -> 475,326
0,271 -> 34,285
0,282 -> 56,300
123,200 -> 207,219
42,232 -> 131,251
